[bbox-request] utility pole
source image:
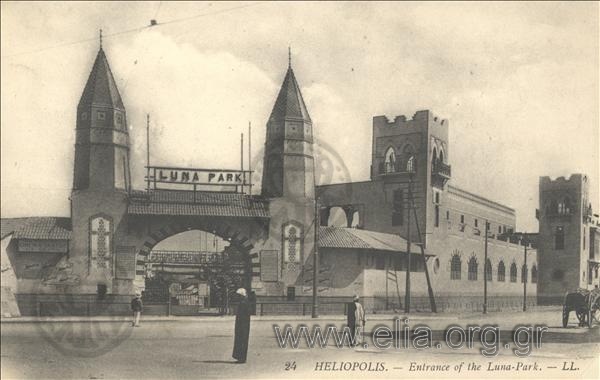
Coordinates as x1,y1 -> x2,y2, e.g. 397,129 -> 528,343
523,235 -> 528,312
483,220 -> 488,314
404,176 -> 412,314
146,114 -> 150,192
312,198 -> 320,318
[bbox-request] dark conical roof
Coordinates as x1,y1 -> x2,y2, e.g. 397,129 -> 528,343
78,48 -> 124,109
269,67 -> 311,123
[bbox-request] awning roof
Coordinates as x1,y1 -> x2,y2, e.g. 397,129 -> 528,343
128,190 -> 269,218
1,217 -> 72,240
318,227 -> 426,255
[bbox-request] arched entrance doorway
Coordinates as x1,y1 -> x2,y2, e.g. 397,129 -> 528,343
143,230 -> 249,313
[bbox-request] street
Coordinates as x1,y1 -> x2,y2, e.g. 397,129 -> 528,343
1,310 -> 599,379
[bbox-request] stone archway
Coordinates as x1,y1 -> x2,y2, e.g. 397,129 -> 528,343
133,218 -> 257,288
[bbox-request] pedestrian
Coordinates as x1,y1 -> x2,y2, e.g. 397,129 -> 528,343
353,295 -> 366,346
232,288 -> 251,363
346,297 -> 357,346
131,292 -> 143,327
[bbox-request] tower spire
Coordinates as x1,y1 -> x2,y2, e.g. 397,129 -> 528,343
288,46 -> 291,68
99,29 -> 103,49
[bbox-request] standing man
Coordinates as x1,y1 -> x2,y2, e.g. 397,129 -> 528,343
353,295 -> 366,346
346,296 -> 357,346
131,292 -> 143,327
232,288 -> 251,363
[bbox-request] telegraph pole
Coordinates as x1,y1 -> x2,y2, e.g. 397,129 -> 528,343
483,220 -> 489,314
312,198 -> 320,318
404,176 -> 412,314
146,114 -> 150,192
523,235 -> 528,312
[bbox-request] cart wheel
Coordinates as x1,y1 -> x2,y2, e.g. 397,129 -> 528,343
562,305 -> 569,328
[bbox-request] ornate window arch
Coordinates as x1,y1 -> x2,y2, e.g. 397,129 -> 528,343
497,260 -> 506,282
521,264 -> 528,283
510,262 -> 518,282
450,253 -> 462,280
282,222 -> 303,270
403,144 -> 416,173
531,264 -> 538,284
89,214 -> 113,271
468,256 -> 478,281
384,146 -> 396,173
485,258 -> 492,282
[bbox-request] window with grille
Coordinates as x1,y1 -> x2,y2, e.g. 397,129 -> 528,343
510,263 -> 518,282
468,257 -> 478,281
450,254 -> 461,280
497,261 -> 506,282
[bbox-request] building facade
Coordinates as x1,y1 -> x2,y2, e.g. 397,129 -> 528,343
1,43 -> 597,316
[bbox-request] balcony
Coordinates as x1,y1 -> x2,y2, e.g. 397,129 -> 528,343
432,161 -> 451,188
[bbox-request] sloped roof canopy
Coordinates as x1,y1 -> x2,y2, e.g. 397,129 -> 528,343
318,227 -> 425,255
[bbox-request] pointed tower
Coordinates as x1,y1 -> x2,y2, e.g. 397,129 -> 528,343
73,45 -> 130,191
70,41 -> 131,294
262,56 -> 315,199
260,53 -> 316,296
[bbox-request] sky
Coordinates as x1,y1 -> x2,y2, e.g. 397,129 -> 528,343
1,1 -> 598,233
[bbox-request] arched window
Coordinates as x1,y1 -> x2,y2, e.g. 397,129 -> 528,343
531,265 -> 538,284
510,263 -> 518,282
485,259 -> 492,282
90,215 -> 112,270
432,147 -> 438,171
439,149 -> 445,164
521,264 -> 528,283
497,261 -> 506,282
563,197 -> 571,214
468,256 -> 478,281
403,145 -> 416,173
549,200 -> 558,215
384,147 -> 396,173
450,254 -> 461,280
283,223 -> 302,266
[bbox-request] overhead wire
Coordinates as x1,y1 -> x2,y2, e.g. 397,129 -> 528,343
1,2 -> 264,59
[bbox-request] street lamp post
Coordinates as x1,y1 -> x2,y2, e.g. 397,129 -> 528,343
312,197 -> 319,318
404,162 -> 415,314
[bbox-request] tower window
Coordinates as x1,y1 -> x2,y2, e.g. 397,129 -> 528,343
97,111 -> 106,120
554,226 -> 564,250
498,226 -> 502,234
474,219 -> 478,228
384,147 -> 396,173
460,215 -> 465,224
446,210 -> 450,220
434,205 -> 439,227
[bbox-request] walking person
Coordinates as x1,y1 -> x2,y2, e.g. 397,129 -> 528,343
131,292 -> 143,327
353,295 -> 366,346
232,288 -> 251,363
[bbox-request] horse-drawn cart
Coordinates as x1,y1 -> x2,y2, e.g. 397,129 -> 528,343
562,288 -> 600,328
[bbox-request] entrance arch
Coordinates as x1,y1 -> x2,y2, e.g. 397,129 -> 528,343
133,218 -> 258,289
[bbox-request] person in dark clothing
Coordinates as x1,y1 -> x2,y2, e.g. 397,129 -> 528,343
130,292 -> 143,327
346,297 -> 357,346
232,288 -> 251,363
